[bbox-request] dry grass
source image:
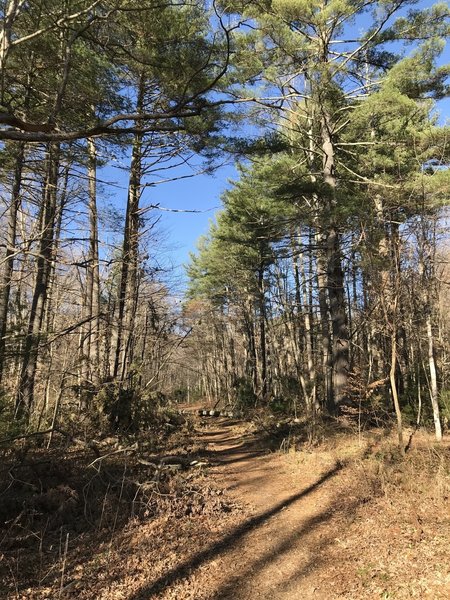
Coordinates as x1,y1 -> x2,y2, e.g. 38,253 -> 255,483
299,429 -> 450,599
1,419 -> 449,599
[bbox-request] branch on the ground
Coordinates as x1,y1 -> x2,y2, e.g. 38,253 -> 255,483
87,443 -> 138,468
0,427 -> 100,456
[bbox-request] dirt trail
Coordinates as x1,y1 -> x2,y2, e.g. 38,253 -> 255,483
124,416 -> 349,600
3,416 -> 449,599
124,417 -> 450,600
184,418 -> 345,600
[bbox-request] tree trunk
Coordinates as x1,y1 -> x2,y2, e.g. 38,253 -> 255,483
16,143 -> 60,419
390,319 -> 404,452
257,265 -> 268,401
86,137 -> 101,386
298,235 -> 317,412
426,313 -> 442,441
0,142 -> 25,383
315,229 -> 333,410
321,109 -> 349,410
418,215 -> 442,442
326,224 -> 349,409
114,77 -> 144,383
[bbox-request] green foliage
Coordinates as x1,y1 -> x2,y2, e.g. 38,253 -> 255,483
171,387 -> 202,404
172,388 -> 188,403
187,155 -> 298,304
228,133 -> 291,156
378,3 -> 450,43
97,383 -> 135,432
402,386 -> 450,431
383,40 -> 450,100
440,389 -> 450,428
269,395 -> 290,415
234,377 -> 257,409
96,382 -> 173,433
0,390 -> 23,440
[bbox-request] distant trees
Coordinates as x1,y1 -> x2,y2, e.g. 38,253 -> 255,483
0,0 -> 448,445
186,1 -> 450,440
0,0 -> 233,431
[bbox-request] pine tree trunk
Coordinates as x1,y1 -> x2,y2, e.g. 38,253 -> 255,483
114,77 -> 144,383
321,110 -> 349,410
257,265 -> 268,401
326,224 -> 349,409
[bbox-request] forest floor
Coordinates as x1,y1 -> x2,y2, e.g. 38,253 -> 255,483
1,413 -> 450,599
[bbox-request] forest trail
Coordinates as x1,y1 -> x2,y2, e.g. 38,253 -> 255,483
123,415 -> 359,600
191,418 -> 345,600
4,415 -> 448,599
126,416 -> 449,600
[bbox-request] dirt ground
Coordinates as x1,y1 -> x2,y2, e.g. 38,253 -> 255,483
1,416 -> 450,599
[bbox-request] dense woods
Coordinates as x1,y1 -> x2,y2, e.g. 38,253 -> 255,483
0,0 -> 449,443
1,1 -> 450,598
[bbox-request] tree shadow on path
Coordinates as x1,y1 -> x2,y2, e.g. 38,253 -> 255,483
126,463 -> 343,600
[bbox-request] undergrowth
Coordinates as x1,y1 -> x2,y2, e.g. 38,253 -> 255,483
0,415 -> 235,598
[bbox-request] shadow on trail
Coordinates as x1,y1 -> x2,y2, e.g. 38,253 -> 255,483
126,463 -> 343,600
194,428 -> 233,439
206,445 -> 267,465
213,491 -> 363,599
196,421 -> 269,468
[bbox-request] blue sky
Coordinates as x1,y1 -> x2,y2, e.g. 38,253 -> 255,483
142,162 -> 237,271
100,0 -> 450,290
98,155 -> 239,290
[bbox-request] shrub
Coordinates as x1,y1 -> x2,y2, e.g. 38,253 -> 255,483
234,377 -> 256,409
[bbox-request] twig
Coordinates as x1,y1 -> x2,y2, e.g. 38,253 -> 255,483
58,532 -> 69,599
87,443 -> 138,468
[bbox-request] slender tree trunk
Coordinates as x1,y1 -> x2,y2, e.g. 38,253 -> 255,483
16,143 -> 60,419
257,265 -> 268,401
291,230 -> 317,413
86,138 -> 101,386
315,230 -> 333,410
426,313 -> 442,441
44,162 -> 69,333
298,236 -> 317,412
382,225 -> 404,451
326,224 -> 349,409
0,1 -> 26,98
321,109 -> 349,410
114,78 -> 144,383
389,315 -> 404,452
0,142 -> 25,383
305,101 -> 332,410
418,215 -> 442,442
243,297 -> 258,397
